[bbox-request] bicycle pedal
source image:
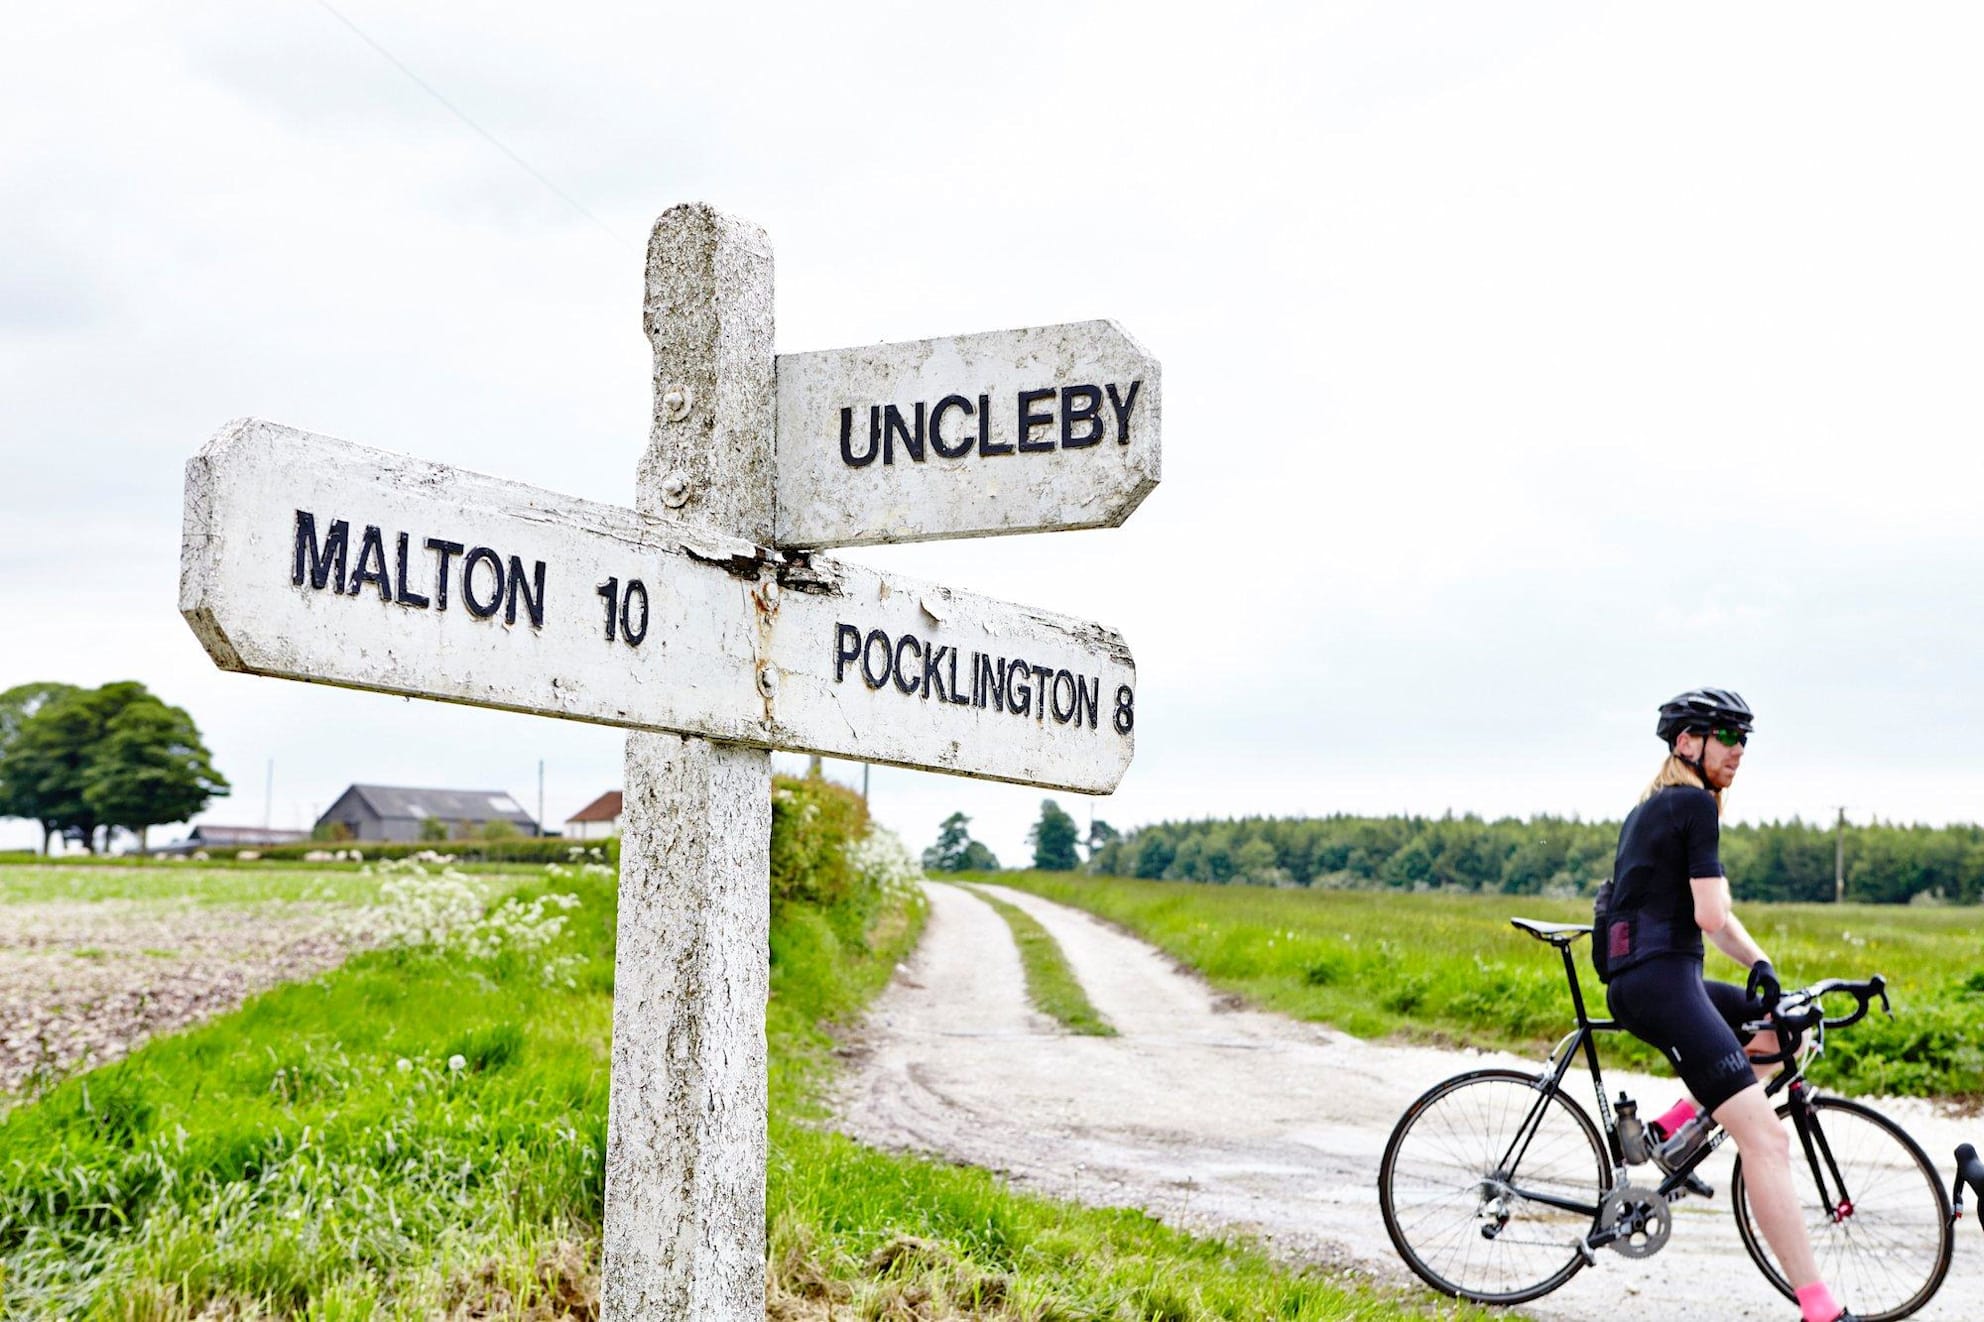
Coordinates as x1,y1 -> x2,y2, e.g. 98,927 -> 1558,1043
1672,1173 -> 1714,1200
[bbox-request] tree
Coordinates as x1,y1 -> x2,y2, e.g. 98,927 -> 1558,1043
0,682 -> 226,853
0,682 -> 154,852
0,682 -> 79,851
923,811 -> 1000,873
1027,799 -> 1080,872
82,699 -> 229,853
1083,818 -> 1120,863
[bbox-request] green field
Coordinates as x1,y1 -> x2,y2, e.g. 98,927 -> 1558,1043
999,874 -> 1984,1101
0,863 -> 418,908
0,846 -> 1495,1319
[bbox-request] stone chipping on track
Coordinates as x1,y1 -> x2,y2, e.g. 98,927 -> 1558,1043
832,881 -> 1980,1321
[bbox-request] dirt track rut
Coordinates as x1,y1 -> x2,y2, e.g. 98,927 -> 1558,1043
832,881 -> 1980,1320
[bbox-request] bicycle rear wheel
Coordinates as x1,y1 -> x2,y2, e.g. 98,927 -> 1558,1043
1731,1094 -> 1953,1322
1379,1067 -> 1608,1304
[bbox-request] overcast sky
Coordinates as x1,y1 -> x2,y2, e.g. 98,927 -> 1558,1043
5,3 -> 1983,863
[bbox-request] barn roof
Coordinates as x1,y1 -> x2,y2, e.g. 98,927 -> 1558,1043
340,784 -> 538,826
566,791 -> 623,824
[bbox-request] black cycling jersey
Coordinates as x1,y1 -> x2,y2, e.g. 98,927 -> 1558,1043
1603,785 -> 1723,978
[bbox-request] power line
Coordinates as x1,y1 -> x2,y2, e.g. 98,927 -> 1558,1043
312,0 -> 630,250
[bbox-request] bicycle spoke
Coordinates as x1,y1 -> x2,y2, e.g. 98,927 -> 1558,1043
1380,1070 -> 1604,1304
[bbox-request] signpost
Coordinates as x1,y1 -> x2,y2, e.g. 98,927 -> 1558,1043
178,203 -> 1159,1319
774,320 -> 1160,549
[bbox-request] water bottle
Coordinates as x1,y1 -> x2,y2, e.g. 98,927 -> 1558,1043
1615,1093 -> 1651,1165
1655,1112 -> 1712,1171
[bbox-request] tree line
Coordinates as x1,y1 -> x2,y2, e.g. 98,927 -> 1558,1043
1087,812 -> 1984,905
0,681 -> 229,853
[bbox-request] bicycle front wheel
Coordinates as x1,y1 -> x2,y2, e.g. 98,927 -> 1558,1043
1731,1094 -> 1953,1322
1379,1068 -> 1608,1305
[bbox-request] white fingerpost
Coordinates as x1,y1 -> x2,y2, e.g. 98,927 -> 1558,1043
603,203 -> 774,1319
177,198 -> 1159,1322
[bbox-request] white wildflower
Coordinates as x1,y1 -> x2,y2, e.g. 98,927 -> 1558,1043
448,1054 -> 467,1073
848,824 -> 923,900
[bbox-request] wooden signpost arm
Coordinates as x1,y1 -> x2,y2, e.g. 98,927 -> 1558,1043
604,203 -> 775,1319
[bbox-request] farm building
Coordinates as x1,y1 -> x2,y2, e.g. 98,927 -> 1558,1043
564,790 -> 623,841
159,825 -> 311,854
314,784 -> 539,843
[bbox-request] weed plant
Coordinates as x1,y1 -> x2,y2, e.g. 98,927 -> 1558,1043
1000,874 -> 1984,1101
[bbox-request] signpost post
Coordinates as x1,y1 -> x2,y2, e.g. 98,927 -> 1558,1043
178,202 -> 1159,1319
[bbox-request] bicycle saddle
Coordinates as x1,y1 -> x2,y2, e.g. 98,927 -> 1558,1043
1510,918 -> 1593,946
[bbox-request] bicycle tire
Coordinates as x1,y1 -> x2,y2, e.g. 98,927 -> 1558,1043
1379,1067 -> 1608,1304
1731,1094 -> 1953,1322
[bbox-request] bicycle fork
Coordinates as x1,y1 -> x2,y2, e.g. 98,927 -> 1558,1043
1788,1082 -> 1858,1224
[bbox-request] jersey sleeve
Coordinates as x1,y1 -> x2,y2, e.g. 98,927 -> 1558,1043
1675,788 -> 1725,878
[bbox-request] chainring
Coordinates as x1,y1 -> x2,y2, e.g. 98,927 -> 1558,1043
1598,1183 -> 1673,1258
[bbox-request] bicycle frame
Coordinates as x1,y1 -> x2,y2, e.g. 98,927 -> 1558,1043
1501,937 -> 1859,1238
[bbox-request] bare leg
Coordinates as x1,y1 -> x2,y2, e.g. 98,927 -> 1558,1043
1714,1083 -> 1820,1289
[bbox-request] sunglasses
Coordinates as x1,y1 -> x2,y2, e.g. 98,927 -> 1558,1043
1710,728 -> 1748,748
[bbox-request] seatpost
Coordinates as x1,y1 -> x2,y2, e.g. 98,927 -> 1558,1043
1561,943 -> 1593,1027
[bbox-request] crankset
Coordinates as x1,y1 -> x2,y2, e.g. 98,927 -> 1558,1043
1595,1183 -> 1673,1258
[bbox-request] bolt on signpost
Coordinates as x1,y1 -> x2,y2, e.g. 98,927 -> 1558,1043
178,203 -> 1160,1318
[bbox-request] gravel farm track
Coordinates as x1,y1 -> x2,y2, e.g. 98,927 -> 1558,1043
834,881 -> 1984,1322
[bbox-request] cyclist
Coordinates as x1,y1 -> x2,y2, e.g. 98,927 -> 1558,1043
1598,688 -> 1856,1322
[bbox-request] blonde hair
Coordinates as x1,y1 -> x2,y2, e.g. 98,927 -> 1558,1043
1640,752 -> 1724,815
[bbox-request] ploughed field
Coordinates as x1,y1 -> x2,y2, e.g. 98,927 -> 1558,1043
0,865 -> 378,1100
999,875 -> 1984,1101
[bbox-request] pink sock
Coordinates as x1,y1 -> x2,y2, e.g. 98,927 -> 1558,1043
1796,1281 -> 1842,1322
1652,1098 -> 1699,1136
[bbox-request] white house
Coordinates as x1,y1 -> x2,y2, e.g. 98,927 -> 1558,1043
564,791 -> 623,841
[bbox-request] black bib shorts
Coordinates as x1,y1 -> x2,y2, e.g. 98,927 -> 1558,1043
1605,953 -> 1760,1114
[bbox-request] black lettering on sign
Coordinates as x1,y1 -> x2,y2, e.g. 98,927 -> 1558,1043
839,406 -> 879,467
1051,669 -> 1078,723
426,539 -> 464,611
394,532 -> 430,608
1113,684 -> 1135,735
834,622 -> 861,681
1060,384 -> 1103,449
1016,389 -> 1056,453
860,629 -> 891,690
505,556 -> 547,628
882,403 -> 925,464
828,625 -> 1127,739
977,393 -> 1007,456
292,511 -> 349,593
921,644 -> 949,701
598,578 -> 619,642
892,634 -> 921,695
929,395 -> 975,459
981,655 -> 1006,712
1106,380 -> 1141,444
620,579 -> 649,645
462,547 -> 504,619
347,525 -> 391,601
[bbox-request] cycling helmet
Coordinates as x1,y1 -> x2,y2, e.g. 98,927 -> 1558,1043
1656,688 -> 1754,745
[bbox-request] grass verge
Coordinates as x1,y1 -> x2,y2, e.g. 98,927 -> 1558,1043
996,873 -> 1984,1100
958,885 -> 1114,1037
1,852 -> 1502,1319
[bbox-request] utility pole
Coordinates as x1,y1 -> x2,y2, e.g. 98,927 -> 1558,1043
1834,806 -> 1847,903
538,759 -> 546,838
263,759 -> 274,830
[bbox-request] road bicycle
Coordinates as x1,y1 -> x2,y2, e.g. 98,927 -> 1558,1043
1377,918 -> 1961,1319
